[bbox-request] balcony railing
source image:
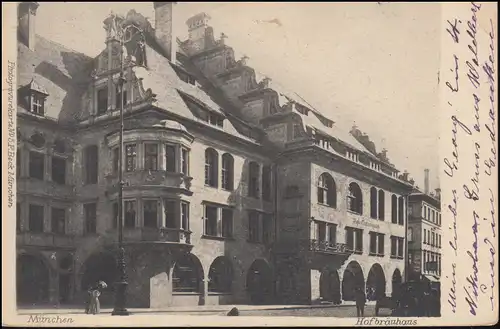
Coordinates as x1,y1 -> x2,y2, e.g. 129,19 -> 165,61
17,178 -> 75,200
17,232 -> 76,249
309,239 -> 351,255
117,227 -> 192,245
105,170 -> 192,193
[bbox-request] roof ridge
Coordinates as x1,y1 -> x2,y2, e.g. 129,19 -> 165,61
35,34 -> 93,59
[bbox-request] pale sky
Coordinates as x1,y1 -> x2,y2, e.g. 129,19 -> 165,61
33,2 -> 441,190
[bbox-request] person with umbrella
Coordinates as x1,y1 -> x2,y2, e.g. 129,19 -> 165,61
86,281 -> 107,315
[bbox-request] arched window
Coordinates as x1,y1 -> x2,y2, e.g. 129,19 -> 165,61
248,162 -> 260,198
208,257 -> 233,293
398,196 -> 405,225
391,194 -> 398,224
370,187 -> 378,219
221,153 -> 234,191
172,254 -> 204,293
30,132 -> 46,148
317,173 -> 337,207
205,148 -> 219,187
347,182 -> 363,214
378,190 -> 385,220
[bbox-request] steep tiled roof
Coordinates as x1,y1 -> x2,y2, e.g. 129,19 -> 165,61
298,111 -> 375,156
136,44 -> 261,144
254,65 -> 379,157
17,35 -> 94,124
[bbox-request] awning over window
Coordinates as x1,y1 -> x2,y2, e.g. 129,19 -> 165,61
422,274 -> 440,283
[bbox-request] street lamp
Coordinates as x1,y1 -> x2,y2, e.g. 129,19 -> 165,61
111,21 -> 146,317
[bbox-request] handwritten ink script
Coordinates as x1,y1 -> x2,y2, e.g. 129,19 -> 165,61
443,2 -> 498,322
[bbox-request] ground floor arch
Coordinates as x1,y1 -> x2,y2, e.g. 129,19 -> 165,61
80,252 -> 118,307
17,253 -> 50,305
246,259 -> 275,305
342,261 -> 365,301
366,263 -> 386,300
208,256 -> 233,293
319,269 -> 341,304
172,253 -> 204,294
392,268 -> 403,299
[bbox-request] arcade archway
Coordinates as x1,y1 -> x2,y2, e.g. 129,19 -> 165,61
320,269 -> 341,304
366,263 -> 386,300
246,259 -> 275,305
81,252 -> 118,307
17,254 -> 50,305
342,261 -> 364,301
208,256 -> 233,293
392,269 -> 403,299
172,253 -> 204,293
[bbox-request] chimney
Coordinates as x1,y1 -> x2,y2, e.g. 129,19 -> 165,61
154,2 -> 176,63
435,188 -> 441,199
424,169 -> 430,194
186,12 -> 211,51
18,2 -> 39,51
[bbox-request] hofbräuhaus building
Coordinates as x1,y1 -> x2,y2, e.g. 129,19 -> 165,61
16,2 -> 414,308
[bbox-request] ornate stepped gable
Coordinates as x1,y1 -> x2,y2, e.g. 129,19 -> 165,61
178,13 -> 415,182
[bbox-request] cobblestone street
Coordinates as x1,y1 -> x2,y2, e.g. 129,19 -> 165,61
238,305 -> 392,317
18,304 -> 393,317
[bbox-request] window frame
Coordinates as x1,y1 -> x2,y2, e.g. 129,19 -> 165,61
28,203 -> 44,233
29,150 -> 45,180
96,87 -> 108,114
144,143 -> 159,171
51,207 -> 66,235
143,199 -> 159,228
31,92 -> 46,115
51,155 -> 66,185
165,144 -> 177,173
248,162 -> 260,198
125,143 -> 137,172
83,203 -> 97,234
124,199 -> 137,228
84,145 -> 99,184
204,148 -> 219,188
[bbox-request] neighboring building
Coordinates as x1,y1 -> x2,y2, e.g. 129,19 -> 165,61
407,169 -> 442,283
16,2 -> 414,308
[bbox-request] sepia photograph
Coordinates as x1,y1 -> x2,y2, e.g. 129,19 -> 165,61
2,1 -> 497,327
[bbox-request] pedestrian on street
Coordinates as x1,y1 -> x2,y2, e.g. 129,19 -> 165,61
88,288 -> 101,315
355,287 -> 366,317
85,283 -> 99,314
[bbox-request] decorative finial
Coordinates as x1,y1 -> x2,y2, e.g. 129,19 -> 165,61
240,55 -> 249,66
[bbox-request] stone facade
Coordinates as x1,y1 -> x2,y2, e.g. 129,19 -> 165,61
16,2 -> 415,309
408,191 -> 442,280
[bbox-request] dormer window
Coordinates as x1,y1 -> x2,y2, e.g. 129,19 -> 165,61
314,135 -> 330,150
346,150 -> 358,162
208,113 -> 224,128
31,93 -> 45,115
370,161 -> 381,171
19,79 -> 49,116
320,117 -> 334,128
296,105 -> 308,116
178,71 -> 196,85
